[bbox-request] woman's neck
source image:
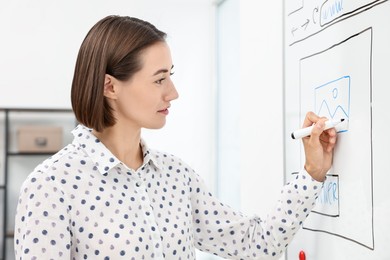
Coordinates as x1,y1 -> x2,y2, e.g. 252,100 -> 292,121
92,125 -> 143,171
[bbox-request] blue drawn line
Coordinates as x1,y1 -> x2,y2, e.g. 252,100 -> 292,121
315,75 -> 351,119
321,0 -> 344,23
312,175 -> 340,217
317,101 -> 349,119
315,75 -> 350,91
317,181 -> 339,205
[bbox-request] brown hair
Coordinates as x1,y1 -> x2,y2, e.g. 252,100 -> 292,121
71,15 -> 167,131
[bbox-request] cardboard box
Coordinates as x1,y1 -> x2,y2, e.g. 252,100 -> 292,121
17,126 -> 63,153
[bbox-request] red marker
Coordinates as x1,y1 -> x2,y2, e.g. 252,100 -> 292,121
299,250 -> 306,260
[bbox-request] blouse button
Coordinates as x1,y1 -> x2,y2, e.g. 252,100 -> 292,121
135,181 -> 142,187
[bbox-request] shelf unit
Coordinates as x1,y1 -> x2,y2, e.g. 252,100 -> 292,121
0,108 -> 75,260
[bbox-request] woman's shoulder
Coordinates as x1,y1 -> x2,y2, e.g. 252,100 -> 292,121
19,144 -> 77,190
33,144 -> 77,173
146,147 -> 196,174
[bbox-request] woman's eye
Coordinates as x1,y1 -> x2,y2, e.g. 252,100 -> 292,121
155,78 -> 165,84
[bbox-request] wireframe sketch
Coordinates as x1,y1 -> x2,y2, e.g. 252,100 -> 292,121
315,76 -> 350,132
286,0 -> 388,45
299,28 -> 374,249
314,175 -> 340,217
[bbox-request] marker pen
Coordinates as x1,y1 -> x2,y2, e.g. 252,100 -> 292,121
291,118 -> 345,139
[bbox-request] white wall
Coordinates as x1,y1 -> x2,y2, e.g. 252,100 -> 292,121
0,0 -> 216,185
238,1 -> 285,219
215,0 -> 241,209
215,1 -> 285,258
0,0 -> 287,259
0,1 -> 216,259
216,0 -> 285,218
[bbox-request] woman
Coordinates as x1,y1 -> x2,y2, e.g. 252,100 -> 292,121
14,15 -> 337,259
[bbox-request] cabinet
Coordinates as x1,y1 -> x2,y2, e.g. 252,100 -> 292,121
0,108 -> 75,260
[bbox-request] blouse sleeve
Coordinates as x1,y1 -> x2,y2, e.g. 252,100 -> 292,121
189,168 -> 322,259
14,170 -> 72,260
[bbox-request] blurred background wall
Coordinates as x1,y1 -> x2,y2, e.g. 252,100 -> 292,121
0,1 -> 284,259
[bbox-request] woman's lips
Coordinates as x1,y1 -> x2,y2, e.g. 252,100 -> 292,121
158,108 -> 169,115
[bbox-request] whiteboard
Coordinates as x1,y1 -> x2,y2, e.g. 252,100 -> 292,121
284,0 -> 390,259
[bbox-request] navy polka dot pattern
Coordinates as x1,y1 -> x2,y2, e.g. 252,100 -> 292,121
14,124 -> 322,259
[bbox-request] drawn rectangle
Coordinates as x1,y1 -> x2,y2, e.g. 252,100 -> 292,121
315,76 -> 350,120
286,0 -> 304,16
320,0 -> 386,26
313,174 -> 340,217
299,28 -> 373,249
286,0 -> 388,45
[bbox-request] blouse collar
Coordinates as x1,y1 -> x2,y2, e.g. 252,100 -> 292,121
71,124 -> 163,175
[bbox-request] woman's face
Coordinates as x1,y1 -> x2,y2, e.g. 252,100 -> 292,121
107,41 -> 179,130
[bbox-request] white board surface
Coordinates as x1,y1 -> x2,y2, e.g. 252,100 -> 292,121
284,1 -> 390,259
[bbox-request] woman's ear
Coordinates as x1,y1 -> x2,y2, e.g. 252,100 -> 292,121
103,74 -> 118,99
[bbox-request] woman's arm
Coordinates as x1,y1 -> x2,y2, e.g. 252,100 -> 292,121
189,167 -> 322,260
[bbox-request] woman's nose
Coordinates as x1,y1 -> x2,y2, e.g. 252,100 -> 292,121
165,80 -> 179,101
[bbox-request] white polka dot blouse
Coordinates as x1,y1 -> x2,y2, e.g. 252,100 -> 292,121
14,124 -> 322,259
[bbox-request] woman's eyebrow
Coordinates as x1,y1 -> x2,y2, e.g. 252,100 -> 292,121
152,65 -> 174,76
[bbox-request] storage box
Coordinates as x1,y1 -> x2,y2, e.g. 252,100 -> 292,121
17,126 -> 63,153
